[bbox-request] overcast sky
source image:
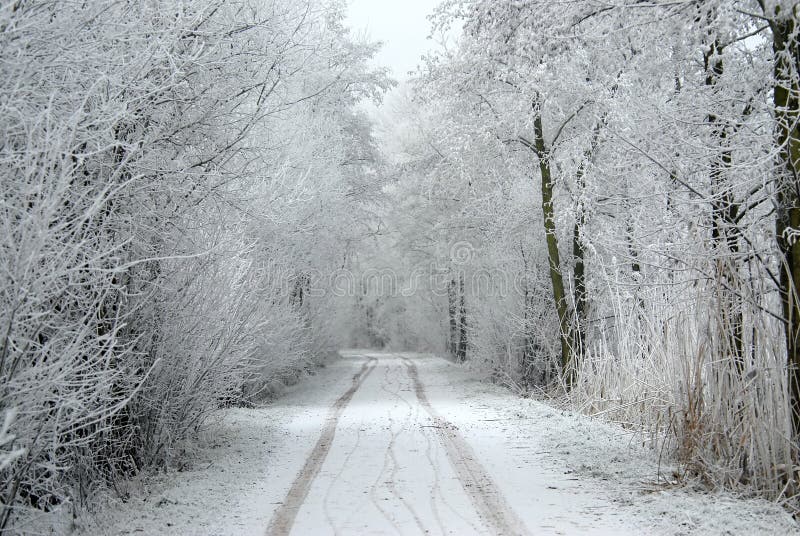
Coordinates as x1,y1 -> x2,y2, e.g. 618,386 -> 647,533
346,0 -> 440,82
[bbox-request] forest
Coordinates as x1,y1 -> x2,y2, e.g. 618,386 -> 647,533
3,0 -> 800,531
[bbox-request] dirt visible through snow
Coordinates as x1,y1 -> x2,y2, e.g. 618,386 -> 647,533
267,356 -> 378,535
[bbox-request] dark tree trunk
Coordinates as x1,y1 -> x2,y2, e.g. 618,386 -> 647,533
766,4 -> 800,450
457,273 -> 468,363
448,278 -> 458,357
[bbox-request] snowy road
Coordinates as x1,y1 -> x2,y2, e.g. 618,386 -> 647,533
267,353 -> 529,535
80,352 -> 798,536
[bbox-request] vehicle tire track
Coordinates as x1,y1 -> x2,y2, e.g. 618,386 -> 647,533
420,420 -> 483,535
321,413 -> 364,536
368,361 -> 406,535
402,357 -> 530,536
266,356 -> 377,536
382,363 -> 428,534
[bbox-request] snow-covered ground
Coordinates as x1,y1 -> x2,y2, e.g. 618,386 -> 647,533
74,352 -> 798,535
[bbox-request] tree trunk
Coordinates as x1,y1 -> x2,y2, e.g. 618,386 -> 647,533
768,6 -> 800,448
704,34 -> 744,373
532,110 -> 573,381
520,247 -> 535,375
448,278 -> 458,357
572,162 -> 587,359
457,273 -> 468,363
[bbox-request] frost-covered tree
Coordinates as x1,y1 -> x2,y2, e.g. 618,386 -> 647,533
370,0 -> 798,503
0,0 -> 389,528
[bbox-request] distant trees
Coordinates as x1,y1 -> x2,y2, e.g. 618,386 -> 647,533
369,0 -> 800,505
0,0 -> 389,529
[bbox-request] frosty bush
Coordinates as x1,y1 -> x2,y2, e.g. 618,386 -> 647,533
0,0 -> 388,529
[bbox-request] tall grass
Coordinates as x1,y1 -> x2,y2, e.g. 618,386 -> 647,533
568,276 -> 795,506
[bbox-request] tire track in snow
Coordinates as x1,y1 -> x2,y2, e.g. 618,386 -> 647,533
395,360 -> 478,535
266,356 -> 377,536
402,357 -> 530,536
368,361 -> 407,535
321,413 -> 364,536
419,419 -> 483,535
381,361 -> 427,534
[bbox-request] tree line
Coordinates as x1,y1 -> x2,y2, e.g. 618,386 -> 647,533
358,0 -> 800,507
0,0 -> 388,529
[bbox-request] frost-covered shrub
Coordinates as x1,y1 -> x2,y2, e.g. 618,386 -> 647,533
0,0 -> 387,529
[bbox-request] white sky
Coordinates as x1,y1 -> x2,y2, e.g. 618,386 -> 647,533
345,0 -> 440,82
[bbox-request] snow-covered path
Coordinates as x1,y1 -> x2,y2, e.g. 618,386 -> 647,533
268,353 -> 531,535
80,352 -> 798,535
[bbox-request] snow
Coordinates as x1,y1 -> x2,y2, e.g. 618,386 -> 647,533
73,352 -> 798,535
